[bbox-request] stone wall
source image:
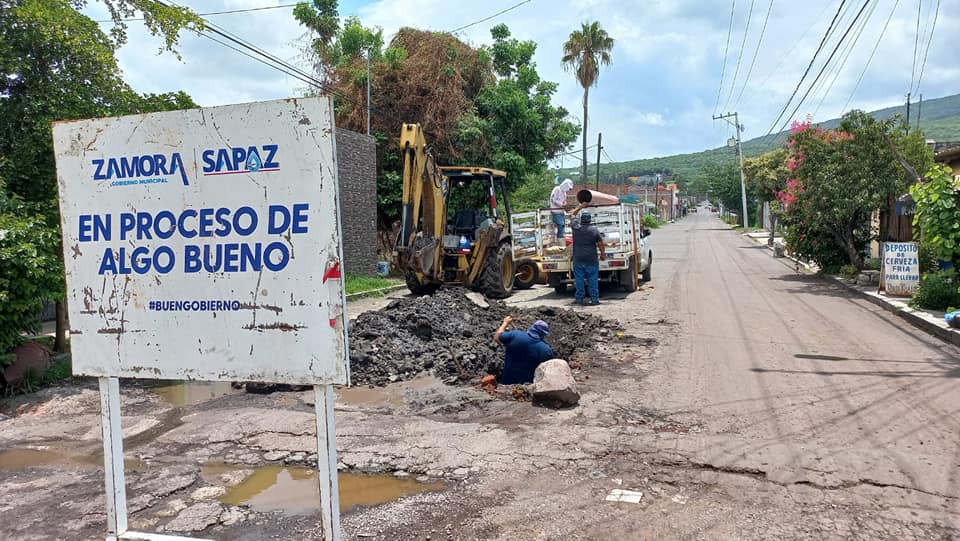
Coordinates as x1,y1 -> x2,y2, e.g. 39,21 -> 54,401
335,128 -> 377,276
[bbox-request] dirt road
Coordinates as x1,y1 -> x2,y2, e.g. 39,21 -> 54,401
2,212 -> 959,540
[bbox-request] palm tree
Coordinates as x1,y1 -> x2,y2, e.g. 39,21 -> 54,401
562,22 -> 614,183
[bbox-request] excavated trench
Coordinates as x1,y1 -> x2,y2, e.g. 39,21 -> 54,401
348,288 -> 623,386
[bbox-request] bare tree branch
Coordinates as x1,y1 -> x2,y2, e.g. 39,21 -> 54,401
882,132 -> 924,184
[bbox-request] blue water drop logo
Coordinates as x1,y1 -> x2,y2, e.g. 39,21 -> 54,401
246,150 -> 263,172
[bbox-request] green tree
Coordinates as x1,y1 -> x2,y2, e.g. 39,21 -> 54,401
457,24 -> 579,193
693,160 -> 746,219
781,112 -> 931,269
910,164 -> 960,268
293,0 -> 340,80
0,0 -> 199,351
0,173 -> 62,353
562,21 -> 614,183
743,148 -> 789,239
743,148 -> 789,202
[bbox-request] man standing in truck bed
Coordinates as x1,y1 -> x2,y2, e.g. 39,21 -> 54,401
549,179 -> 574,243
570,208 -> 605,305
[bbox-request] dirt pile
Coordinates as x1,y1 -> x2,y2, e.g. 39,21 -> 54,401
348,288 -> 621,386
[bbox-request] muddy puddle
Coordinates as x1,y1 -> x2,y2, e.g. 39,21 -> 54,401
0,447 -> 146,472
209,464 -> 444,514
335,376 -> 438,409
150,381 -> 239,407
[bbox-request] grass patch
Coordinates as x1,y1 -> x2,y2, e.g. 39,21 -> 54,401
344,274 -> 402,296
44,354 -> 73,384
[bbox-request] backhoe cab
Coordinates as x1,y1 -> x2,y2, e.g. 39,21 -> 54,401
395,123 -> 515,298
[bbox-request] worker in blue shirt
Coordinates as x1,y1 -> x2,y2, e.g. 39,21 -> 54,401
494,315 -> 555,384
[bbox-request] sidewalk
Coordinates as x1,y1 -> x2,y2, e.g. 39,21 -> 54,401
741,229 -> 960,348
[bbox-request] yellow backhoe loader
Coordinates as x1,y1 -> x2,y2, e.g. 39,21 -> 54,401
394,123 -> 515,298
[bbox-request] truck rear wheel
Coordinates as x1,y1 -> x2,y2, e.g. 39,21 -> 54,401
405,271 -> 440,296
480,242 -> 514,298
641,253 -> 652,282
620,257 -> 638,292
514,259 -> 538,290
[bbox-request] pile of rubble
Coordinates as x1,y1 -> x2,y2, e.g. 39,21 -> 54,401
348,288 -> 620,386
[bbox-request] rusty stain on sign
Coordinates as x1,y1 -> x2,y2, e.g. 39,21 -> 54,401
238,303 -> 283,315
242,322 -> 306,332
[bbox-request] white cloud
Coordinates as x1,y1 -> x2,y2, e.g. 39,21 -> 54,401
88,0 -> 960,162
635,112 -> 667,126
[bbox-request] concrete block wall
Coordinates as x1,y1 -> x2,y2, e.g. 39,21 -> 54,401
335,128 -> 377,276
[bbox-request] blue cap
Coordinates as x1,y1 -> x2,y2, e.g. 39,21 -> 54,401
527,320 -> 550,340
580,211 -> 592,224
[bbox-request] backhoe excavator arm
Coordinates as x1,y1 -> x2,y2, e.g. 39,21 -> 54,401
396,124 -> 446,282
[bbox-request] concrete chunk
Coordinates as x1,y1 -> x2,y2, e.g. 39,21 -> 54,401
532,359 -> 580,406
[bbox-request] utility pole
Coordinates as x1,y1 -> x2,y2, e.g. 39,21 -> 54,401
712,112 -> 749,229
366,49 -> 372,135
916,93 -> 923,131
905,92 -> 911,133
595,132 -> 602,190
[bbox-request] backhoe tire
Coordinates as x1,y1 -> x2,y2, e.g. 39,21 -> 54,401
514,259 -> 538,290
405,271 -> 440,296
548,273 -> 567,295
641,253 -> 652,282
620,257 -> 638,292
479,242 -> 514,298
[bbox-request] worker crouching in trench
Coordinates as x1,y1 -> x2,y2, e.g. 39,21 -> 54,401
493,316 -> 555,384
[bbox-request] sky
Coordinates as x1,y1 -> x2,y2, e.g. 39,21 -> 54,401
85,0 -> 960,169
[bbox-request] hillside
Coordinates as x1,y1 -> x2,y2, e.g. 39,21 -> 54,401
569,93 -> 960,185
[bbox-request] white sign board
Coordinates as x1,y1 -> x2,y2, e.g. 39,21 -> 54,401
52,97 -> 349,385
881,241 -> 920,296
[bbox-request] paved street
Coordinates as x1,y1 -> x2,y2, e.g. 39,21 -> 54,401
3,212 -> 960,540
642,212 -> 960,499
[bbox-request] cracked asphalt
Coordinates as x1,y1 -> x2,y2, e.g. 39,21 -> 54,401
2,212 -> 960,540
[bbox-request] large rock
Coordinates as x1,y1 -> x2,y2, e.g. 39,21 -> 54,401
3,342 -> 51,386
532,359 -> 580,406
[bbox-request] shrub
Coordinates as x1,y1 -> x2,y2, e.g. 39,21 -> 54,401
839,264 -> 860,280
0,198 -> 63,353
918,241 -> 940,275
909,269 -> 960,311
642,215 -> 660,229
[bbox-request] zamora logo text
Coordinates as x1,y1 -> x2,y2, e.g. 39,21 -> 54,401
92,144 -> 280,187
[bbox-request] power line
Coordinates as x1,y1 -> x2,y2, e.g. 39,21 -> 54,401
196,30 -> 315,89
723,0 -> 756,111
734,0 -> 774,107
910,0 -> 922,92
766,0 -> 849,135
154,0 -> 391,126
96,3 -> 298,23
914,0 -> 940,94
812,0 -> 878,117
743,1 -> 831,105
714,0 -> 738,115
448,0 -> 533,33
552,144 -> 599,159
842,0 -> 901,112
774,0 -> 873,134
